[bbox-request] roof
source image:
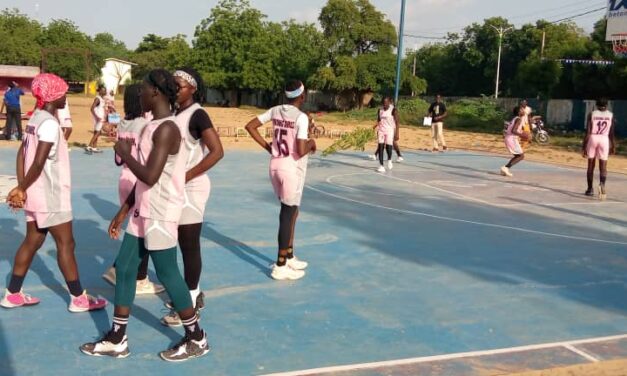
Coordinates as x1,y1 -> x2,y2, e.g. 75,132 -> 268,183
0,65 -> 40,78
104,58 -> 137,66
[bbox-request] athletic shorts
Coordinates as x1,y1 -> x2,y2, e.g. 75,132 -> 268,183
587,135 -> 610,161
25,210 -> 72,229
504,135 -> 523,155
270,164 -> 307,207
179,176 -> 211,226
377,128 -> 395,146
142,217 -> 178,251
94,121 -> 104,132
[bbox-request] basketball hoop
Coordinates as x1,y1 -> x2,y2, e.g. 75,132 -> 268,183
611,33 -> 627,58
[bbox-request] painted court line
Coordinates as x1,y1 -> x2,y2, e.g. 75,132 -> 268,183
306,185 -> 627,246
261,333 -> 627,376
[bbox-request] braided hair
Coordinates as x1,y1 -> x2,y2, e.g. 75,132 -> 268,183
146,69 -> 178,111
177,66 -> 206,104
123,84 -> 142,120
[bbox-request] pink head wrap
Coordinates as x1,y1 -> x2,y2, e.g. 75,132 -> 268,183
31,73 -> 69,109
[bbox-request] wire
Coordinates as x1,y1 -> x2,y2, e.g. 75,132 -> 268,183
549,6 -> 606,24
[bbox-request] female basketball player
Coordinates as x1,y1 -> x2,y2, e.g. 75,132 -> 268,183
583,99 -> 615,200
501,105 -> 529,177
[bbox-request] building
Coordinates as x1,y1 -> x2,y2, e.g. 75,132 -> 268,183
0,65 -> 40,94
100,58 -> 136,94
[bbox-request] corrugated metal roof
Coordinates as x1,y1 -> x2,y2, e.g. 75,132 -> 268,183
0,65 -> 40,78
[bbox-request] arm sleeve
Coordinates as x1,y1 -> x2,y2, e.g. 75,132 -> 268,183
37,119 -> 60,143
188,109 -> 214,140
296,113 -> 309,140
257,109 -> 273,124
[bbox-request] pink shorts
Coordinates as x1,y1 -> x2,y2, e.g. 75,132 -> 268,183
25,210 -> 72,229
377,128 -> 395,145
587,136 -> 609,161
125,207 -> 143,238
270,165 -> 306,207
179,175 -> 211,226
504,135 -> 523,155
135,216 -> 178,251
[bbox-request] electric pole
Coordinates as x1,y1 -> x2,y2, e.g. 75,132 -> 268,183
490,25 -> 512,99
394,0 -> 406,104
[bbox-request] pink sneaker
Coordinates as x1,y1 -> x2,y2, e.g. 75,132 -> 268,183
68,291 -> 107,313
0,289 -> 40,308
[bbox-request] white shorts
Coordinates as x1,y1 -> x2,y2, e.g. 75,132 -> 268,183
25,211 -> 73,229
94,121 -> 104,132
142,217 -> 178,251
179,176 -> 211,226
270,165 -> 306,207
587,136 -> 610,161
377,128 -> 395,146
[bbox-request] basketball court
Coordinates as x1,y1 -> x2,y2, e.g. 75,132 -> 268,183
1,149 -> 626,375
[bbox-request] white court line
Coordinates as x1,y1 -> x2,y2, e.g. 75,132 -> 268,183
261,333 -> 627,376
563,344 -> 599,363
326,174 -> 406,197
306,185 -> 627,246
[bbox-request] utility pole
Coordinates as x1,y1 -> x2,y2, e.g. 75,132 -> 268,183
541,30 -> 546,59
394,0 -> 406,104
490,25 -> 512,99
411,50 -> 416,97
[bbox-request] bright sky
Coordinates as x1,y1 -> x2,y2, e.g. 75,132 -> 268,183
0,0 -> 608,49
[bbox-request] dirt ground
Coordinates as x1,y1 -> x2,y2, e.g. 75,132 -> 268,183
3,96 -> 627,174
2,95 -> 627,375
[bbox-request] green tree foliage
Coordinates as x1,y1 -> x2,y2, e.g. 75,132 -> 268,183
132,34 -> 191,79
38,19 -> 93,81
0,9 -> 42,66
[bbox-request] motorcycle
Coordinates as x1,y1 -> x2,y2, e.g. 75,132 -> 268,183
531,118 -> 550,145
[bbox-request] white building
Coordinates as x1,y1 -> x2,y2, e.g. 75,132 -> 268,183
100,58 -> 136,94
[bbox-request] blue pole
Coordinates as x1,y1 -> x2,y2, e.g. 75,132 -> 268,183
394,0 -> 406,104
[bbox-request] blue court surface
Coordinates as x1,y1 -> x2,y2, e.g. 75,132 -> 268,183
1,148 -> 627,376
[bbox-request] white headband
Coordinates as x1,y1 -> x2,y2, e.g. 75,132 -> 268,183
285,84 -> 304,99
173,70 -> 197,88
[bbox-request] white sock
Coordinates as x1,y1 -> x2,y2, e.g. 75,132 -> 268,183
190,288 -> 201,306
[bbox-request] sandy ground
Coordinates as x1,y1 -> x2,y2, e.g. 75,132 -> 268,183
2,96 -> 627,375
3,96 -> 627,174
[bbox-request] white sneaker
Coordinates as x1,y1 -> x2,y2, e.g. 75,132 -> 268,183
102,267 -> 116,286
80,334 -> 130,358
377,166 -> 386,173
160,331 -> 210,362
368,155 -> 377,161
161,311 -> 183,327
136,277 -> 165,295
287,256 -> 308,270
387,160 -> 393,170
500,166 -> 513,177
84,146 -> 93,153
396,157 -> 404,163
271,264 -> 305,281
91,147 -> 103,153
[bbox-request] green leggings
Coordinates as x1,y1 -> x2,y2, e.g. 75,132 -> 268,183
114,234 -> 193,311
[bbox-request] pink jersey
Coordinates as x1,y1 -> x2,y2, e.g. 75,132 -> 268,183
258,105 -> 309,171
116,117 -> 148,205
135,116 -> 187,222
378,105 -> 396,132
23,110 -> 71,213
590,110 -> 613,137
505,116 -> 522,136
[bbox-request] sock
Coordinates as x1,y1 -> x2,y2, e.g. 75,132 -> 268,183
190,287 -> 201,307
7,274 -> 25,294
181,314 -> 203,341
600,175 -> 607,186
286,247 -> 294,260
277,249 -> 288,266
66,280 -> 83,297
107,314 -> 129,344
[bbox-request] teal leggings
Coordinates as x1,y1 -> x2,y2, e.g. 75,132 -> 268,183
114,234 -> 193,311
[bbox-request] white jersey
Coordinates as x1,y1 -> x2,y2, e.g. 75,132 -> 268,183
590,110 -> 613,137
94,95 -> 106,119
378,105 -> 396,132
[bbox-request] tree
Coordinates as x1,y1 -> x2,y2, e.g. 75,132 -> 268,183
0,9 -> 42,66
38,19 -> 92,81
132,34 -> 191,79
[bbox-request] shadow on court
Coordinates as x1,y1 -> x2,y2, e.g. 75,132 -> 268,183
0,321 -> 14,376
202,223 -> 273,274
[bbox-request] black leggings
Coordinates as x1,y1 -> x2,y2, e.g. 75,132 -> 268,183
178,223 -> 203,291
378,143 -> 393,166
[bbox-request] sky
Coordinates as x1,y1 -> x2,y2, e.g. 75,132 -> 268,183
0,0 -> 609,50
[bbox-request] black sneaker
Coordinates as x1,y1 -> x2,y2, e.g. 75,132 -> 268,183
165,292 -> 205,311
159,331 -> 210,362
80,331 -> 130,358
585,188 -> 594,197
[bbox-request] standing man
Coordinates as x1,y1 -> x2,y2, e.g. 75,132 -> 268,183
1,81 -> 25,141
428,94 -> 448,152
245,80 -> 315,281
583,99 -> 615,201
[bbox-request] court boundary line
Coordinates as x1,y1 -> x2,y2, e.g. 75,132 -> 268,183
261,333 -> 627,376
306,185 -> 627,245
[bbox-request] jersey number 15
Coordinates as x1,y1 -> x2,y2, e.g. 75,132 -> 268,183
274,129 -> 289,157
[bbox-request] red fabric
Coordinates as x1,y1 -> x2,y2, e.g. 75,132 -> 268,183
31,73 -> 68,109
